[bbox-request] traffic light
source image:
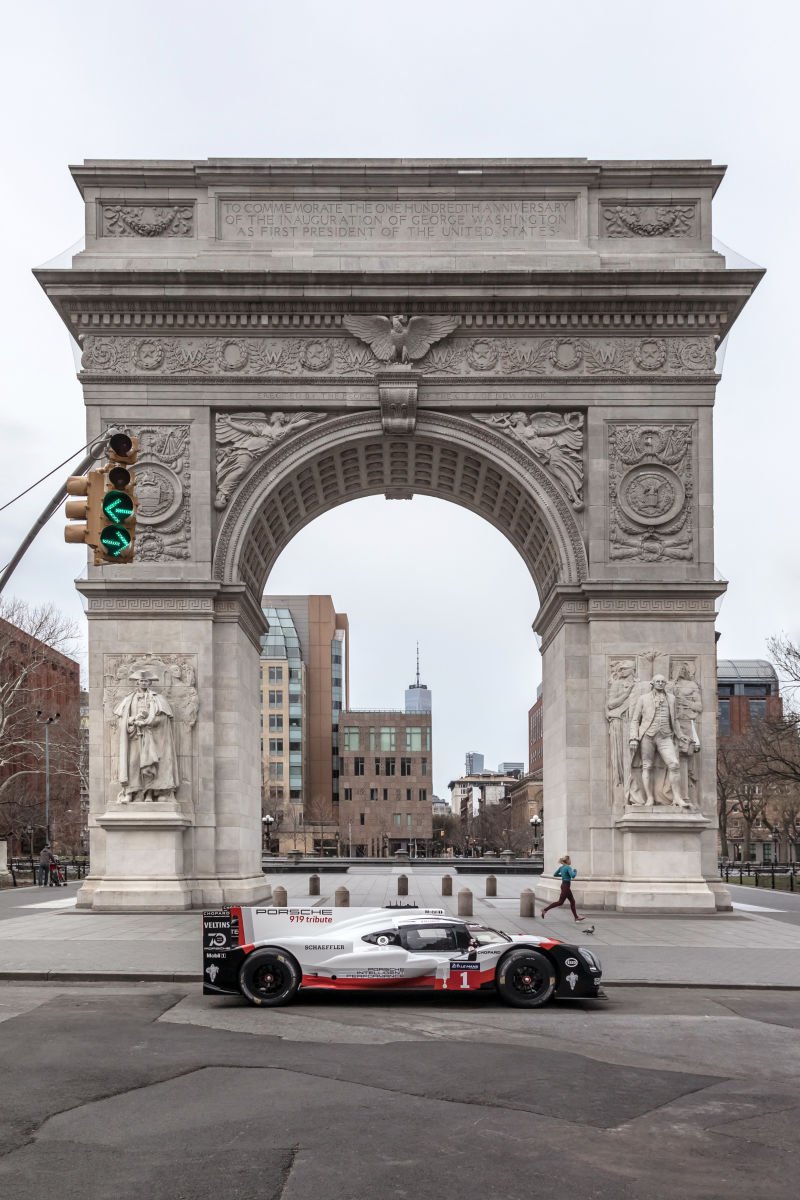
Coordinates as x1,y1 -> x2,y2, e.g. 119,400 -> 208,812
64,470 -> 105,549
63,432 -> 139,564
98,433 -> 138,563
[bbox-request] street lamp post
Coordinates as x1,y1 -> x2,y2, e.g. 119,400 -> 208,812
35,711 -> 60,846
529,813 -> 542,854
262,813 -> 275,855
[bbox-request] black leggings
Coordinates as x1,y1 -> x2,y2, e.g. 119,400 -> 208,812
542,882 -> 578,919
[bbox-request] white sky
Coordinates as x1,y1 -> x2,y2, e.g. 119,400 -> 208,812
0,0 -> 798,801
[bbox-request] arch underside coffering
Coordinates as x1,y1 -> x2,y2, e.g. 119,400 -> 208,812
213,412 -> 588,604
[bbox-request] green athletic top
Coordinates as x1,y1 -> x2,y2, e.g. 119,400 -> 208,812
554,864 -> 577,883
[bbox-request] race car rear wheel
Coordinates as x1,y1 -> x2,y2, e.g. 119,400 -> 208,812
238,949 -> 300,1007
496,949 -> 556,1008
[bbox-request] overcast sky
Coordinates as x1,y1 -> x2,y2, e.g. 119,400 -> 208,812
1,1 -> 798,801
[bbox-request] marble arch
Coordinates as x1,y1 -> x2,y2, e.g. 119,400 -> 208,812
36,158 -> 762,911
214,411 -> 588,599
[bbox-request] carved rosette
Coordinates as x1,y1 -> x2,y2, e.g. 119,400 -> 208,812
107,424 -> 191,562
101,204 -> 194,237
606,650 -> 703,814
471,411 -> 584,509
102,653 -> 199,812
608,423 -> 694,562
214,411 -> 328,509
79,334 -> 719,379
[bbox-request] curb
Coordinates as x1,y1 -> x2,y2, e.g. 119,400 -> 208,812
0,971 -> 201,983
1,971 -> 800,990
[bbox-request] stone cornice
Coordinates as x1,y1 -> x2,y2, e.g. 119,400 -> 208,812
35,267 -> 763,346
69,158 -> 728,193
534,580 -> 727,650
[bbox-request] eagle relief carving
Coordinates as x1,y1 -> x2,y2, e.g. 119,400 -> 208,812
342,314 -> 461,364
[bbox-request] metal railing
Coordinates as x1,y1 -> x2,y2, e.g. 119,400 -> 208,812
719,862 -> 797,891
7,857 -> 90,886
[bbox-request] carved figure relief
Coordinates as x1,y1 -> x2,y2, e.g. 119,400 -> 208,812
108,424 -> 191,562
102,204 -> 194,237
103,655 -> 198,810
342,314 -> 462,363
472,411 -> 584,509
80,334 -> 719,379
602,204 -> 696,238
607,651 -> 703,813
608,422 -> 694,561
215,412 -> 327,509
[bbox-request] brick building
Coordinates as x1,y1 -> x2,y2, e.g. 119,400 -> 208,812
717,659 -> 791,864
260,596 -> 348,854
528,684 -> 543,778
0,616 -> 81,855
337,709 -> 433,856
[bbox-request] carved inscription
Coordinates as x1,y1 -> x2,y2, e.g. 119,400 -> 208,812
219,198 -> 577,244
608,423 -> 694,562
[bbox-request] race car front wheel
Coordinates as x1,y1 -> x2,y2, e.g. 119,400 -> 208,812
238,949 -> 301,1006
496,949 -> 556,1008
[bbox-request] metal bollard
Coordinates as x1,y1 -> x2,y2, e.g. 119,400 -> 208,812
442,875 -> 453,896
273,886 -> 287,906
335,886 -> 350,907
309,874 -> 320,896
457,888 -> 473,917
398,874 -> 408,896
520,889 -> 535,918
485,874 -> 497,898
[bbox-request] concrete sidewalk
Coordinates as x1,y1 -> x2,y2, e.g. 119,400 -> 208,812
3,868 -> 800,987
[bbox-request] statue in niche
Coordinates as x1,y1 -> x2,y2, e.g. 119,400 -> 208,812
607,653 -> 703,811
606,658 -> 638,805
628,674 -> 696,810
114,670 -> 180,803
671,660 -> 703,806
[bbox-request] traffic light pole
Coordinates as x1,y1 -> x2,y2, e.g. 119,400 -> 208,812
0,432 -> 112,596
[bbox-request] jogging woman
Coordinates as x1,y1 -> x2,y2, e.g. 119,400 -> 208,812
541,855 -> 585,922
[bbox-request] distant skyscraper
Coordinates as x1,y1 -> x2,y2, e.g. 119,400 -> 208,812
405,643 -> 432,714
465,751 -> 485,775
497,762 -> 524,777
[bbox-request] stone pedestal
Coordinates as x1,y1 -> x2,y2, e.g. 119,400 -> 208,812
82,805 -> 194,911
613,810 -> 718,911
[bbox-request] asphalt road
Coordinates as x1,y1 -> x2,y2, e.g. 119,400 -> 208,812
725,881 -> 800,925
1,980 -> 799,1200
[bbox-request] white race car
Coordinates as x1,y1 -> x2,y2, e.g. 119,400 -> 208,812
203,906 -> 603,1008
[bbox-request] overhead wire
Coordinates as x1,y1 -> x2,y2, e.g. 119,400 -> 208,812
0,440 -> 94,514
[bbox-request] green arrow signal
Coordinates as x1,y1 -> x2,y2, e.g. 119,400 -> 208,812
99,526 -> 132,557
102,489 -> 134,524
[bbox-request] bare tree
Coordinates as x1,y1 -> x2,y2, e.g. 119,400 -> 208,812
767,634 -> 800,701
716,736 -> 750,860
0,600 -> 79,846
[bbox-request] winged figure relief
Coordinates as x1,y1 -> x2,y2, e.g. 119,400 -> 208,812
214,411 -> 325,509
342,314 -> 461,364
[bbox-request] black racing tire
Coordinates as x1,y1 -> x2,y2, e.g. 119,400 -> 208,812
238,948 -> 301,1007
496,949 -> 557,1008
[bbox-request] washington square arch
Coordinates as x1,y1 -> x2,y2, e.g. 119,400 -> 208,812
37,158 -> 761,913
